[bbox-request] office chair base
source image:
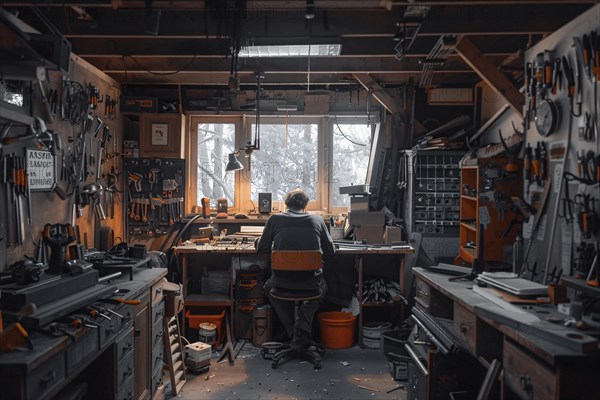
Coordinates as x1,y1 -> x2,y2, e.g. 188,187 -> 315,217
271,347 -> 322,370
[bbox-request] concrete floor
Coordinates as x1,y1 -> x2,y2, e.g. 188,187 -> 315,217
171,343 -> 407,400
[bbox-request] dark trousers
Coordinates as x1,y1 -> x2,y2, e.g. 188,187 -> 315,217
264,278 -> 328,338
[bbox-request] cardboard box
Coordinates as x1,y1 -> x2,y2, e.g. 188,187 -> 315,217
350,196 -> 369,212
355,226 -> 384,244
349,211 -> 386,244
384,226 -> 402,245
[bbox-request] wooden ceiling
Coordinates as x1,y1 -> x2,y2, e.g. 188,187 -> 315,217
3,1 -> 596,90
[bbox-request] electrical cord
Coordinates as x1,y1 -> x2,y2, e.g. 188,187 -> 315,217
121,50 -> 200,77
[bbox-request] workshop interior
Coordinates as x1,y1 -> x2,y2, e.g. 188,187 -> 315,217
0,1 -> 599,399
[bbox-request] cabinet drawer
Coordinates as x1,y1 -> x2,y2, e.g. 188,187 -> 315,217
504,339 -> 557,400
152,280 -> 164,305
98,317 -> 119,349
116,374 -> 134,400
453,303 -> 476,353
152,342 -> 164,380
116,351 -> 135,391
116,326 -> 135,363
152,318 -> 164,349
152,299 -> 165,326
66,328 -> 98,373
27,353 -> 65,400
415,279 -> 430,307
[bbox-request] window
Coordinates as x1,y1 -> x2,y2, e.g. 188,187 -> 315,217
250,121 -> 319,207
195,122 -> 236,207
187,115 -> 373,214
330,121 -> 372,208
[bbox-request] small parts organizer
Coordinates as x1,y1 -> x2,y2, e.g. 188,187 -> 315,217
124,157 -> 185,238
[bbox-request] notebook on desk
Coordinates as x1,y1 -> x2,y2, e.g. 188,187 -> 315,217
477,272 -> 548,296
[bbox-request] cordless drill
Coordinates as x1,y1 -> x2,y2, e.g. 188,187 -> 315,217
43,223 -> 75,274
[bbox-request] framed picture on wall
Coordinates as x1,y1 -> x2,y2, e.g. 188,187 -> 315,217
140,113 -> 186,158
151,123 -> 169,145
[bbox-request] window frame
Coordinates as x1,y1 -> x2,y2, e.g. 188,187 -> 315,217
186,113 -> 375,215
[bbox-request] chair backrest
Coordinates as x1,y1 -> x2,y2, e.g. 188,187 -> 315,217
271,250 -> 322,272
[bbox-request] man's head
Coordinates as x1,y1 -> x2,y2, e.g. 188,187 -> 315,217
284,189 -> 309,211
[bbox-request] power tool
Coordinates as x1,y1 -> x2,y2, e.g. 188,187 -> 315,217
43,223 -> 75,274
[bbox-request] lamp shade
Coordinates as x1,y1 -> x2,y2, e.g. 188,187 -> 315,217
225,152 -> 244,172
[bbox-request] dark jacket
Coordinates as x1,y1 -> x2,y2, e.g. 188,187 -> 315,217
257,210 -> 335,290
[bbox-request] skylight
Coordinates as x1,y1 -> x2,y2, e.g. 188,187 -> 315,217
238,44 -> 341,58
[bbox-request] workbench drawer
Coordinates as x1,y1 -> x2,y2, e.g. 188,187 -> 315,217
116,374 -> 134,400
453,303 -> 476,353
98,317 -> 119,349
116,351 -> 135,391
27,352 -> 66,400
152,280 -> 164,305
152,342 -> 165,380
415,279 -> 430,307
152,365 -> 164,394
152,317 -> 164,349
504,339 -> 557,400
116,326 -> 135,363
152,299 -> 165,326
66,327 -> 99,373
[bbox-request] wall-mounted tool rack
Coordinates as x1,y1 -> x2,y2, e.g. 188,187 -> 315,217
124,157 -> 185,240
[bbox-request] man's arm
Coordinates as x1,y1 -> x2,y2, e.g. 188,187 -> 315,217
256,217 -> 275,253
319,219 -> 336,257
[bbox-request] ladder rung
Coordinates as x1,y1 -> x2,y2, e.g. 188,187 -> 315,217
172,352 -> 182,363
173,360 -> 183,371
174,370 -> 184,383
171,342 -> 180,353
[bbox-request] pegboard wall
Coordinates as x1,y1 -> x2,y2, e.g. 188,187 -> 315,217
0,55 -> 124,271
521,5 -> 599,284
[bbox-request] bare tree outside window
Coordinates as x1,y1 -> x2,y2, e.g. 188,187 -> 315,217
251,123 -> 318,203
196,123 -> 236,207
331,122 -> 372,207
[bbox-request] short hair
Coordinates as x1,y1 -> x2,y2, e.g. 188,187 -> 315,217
284,189 -> 309,210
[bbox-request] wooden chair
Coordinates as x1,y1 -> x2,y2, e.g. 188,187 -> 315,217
269,250 -> 325,369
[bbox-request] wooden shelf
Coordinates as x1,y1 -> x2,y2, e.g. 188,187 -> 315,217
560,276 -> 600,297
461,222 -> 477,232
459,246 -> 476,264
362,302 -> 404,308
185,294 -> 232,307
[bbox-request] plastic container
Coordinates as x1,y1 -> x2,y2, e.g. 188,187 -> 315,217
362,321 -> 392,350
185,309 -> 225,347
318,311 -> 357,349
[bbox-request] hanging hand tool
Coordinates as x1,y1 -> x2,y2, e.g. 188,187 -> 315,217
574,35 -> 592,81
562,55 -> 582,117
37,78 -> 54,124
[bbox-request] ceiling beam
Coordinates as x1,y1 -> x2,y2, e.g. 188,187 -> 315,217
353,73 -> 403,114
453,35 -> 524,114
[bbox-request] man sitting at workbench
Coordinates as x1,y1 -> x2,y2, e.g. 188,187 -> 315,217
256,189 -> 335,350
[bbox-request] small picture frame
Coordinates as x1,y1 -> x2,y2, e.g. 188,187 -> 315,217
151,123 -> 169,145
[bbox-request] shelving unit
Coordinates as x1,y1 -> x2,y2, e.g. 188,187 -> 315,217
402,150 -> 466,262
456,158 -> 523,266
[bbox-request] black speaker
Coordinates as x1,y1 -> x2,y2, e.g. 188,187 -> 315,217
258,193 -> 272,214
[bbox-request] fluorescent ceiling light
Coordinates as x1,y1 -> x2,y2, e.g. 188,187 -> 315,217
239,44 -> 341,58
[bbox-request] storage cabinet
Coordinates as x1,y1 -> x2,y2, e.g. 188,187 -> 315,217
140,113 -> 186,158
402,150 -> 465,262
456,158 -> 523,266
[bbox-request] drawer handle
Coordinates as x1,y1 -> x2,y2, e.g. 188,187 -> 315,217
123,367 -> 134,379
417,290 -> 428,296
520,374 -> 532,394
105,326 -> 115,336
155,287 -> 162,295
155,310 -> 164,319
122,342 -> 133,354
459,322 -> 467,335
40,371 -> 56,387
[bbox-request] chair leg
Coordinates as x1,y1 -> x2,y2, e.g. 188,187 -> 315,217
271,347 -> 322,370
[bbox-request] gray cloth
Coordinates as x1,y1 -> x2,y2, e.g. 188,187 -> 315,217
256,210 -> 335,337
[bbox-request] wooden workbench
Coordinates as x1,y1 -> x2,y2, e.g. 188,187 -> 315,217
175,243 -> 414,347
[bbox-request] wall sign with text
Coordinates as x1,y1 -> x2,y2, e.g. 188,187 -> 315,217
27,148 -> 56,191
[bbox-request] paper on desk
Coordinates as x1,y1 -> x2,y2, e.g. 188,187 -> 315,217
472,285 -> 540,324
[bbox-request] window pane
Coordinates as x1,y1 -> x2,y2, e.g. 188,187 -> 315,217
196,123 -> 236,207
331,123 -> 372,207
250,123 -> 318,203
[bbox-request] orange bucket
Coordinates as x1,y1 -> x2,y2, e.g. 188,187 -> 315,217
318,311 -> 357,349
